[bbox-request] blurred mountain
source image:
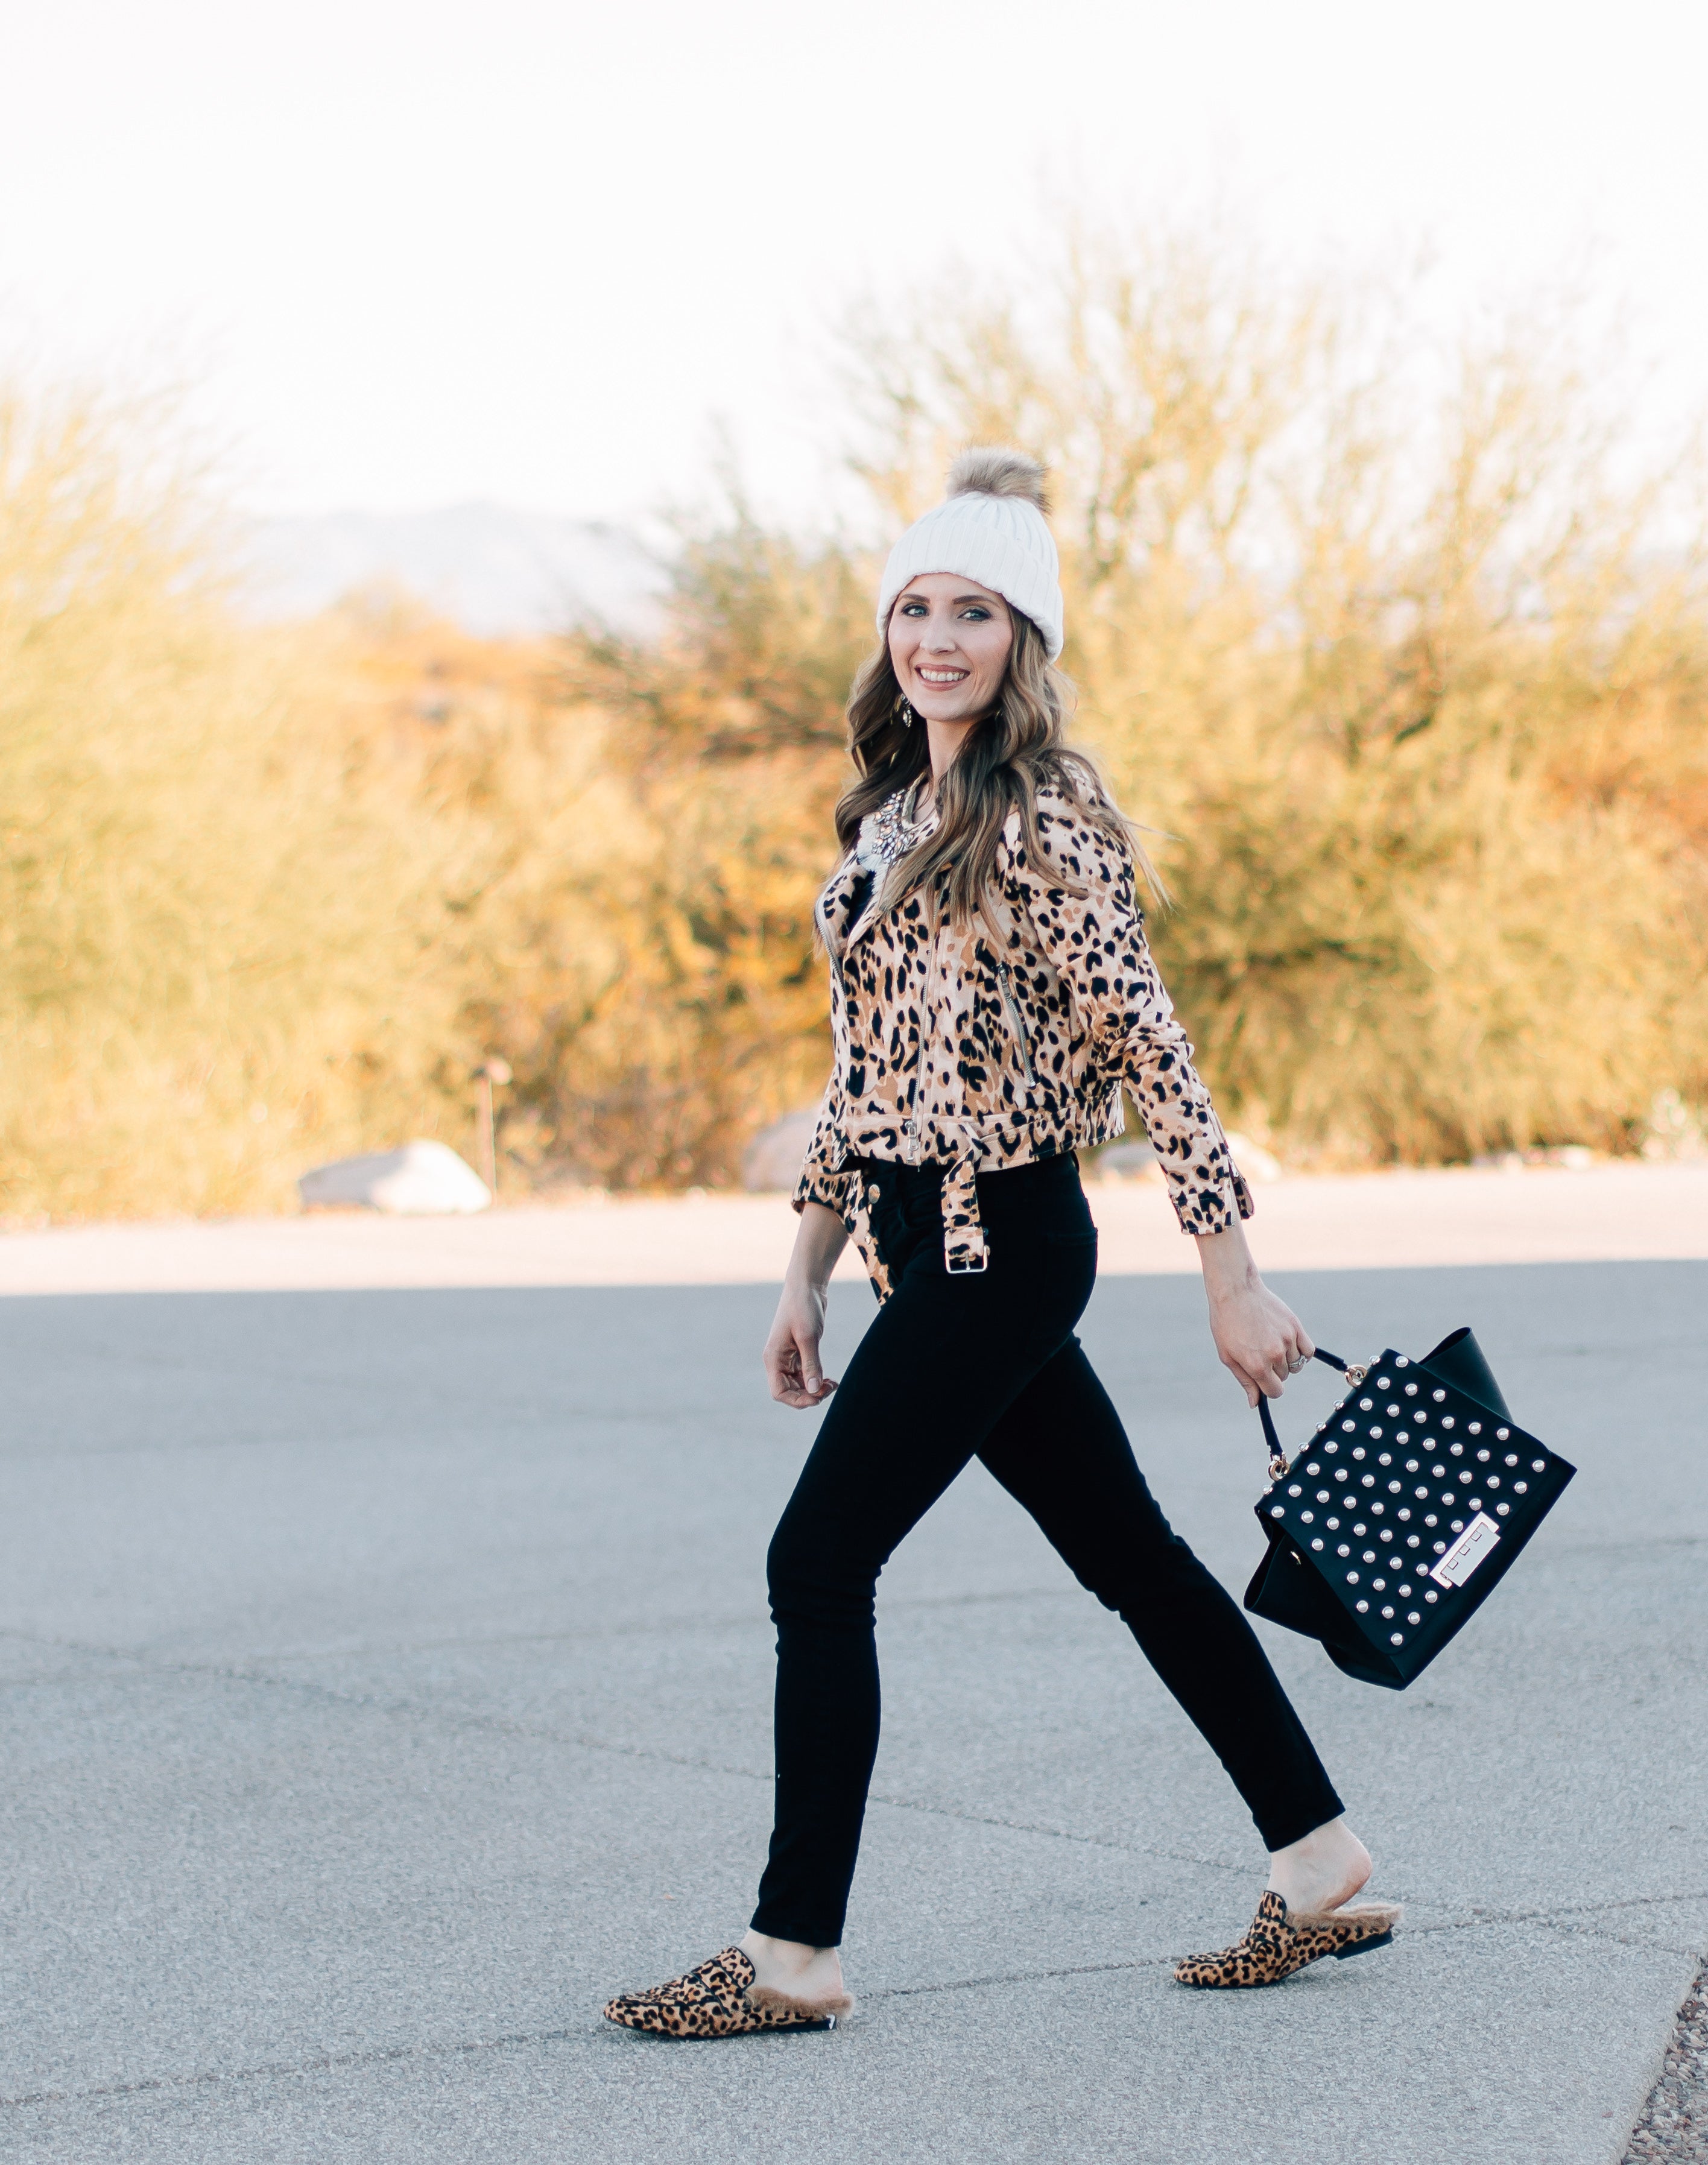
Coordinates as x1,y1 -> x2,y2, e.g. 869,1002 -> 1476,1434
243,502 -> 665,637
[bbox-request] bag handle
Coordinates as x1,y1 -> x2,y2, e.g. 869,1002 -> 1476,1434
1257,1347 -> 1370,1482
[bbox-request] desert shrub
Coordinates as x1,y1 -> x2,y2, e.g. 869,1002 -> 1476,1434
0,391 -> 454,1216
504,505 -> 872,1185
4,224 -> 1705,1219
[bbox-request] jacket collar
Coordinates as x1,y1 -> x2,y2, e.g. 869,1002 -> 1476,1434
821,783 -> 941,956
816,855 -> 868,956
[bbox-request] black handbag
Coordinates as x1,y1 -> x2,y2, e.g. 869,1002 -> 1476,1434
1244,1329 -> 1576,1689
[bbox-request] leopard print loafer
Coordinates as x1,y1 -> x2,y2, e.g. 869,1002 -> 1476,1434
603,1946 -> 853,2038
1173,1889 -> 1402,1988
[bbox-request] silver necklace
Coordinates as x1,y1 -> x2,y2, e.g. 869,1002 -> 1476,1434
855,782 -> 938,872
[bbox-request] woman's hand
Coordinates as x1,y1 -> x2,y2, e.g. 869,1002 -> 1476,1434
764,1280 -> 837,1407
1195,1222 -> 1314,1406
764,1202 -> 849,1408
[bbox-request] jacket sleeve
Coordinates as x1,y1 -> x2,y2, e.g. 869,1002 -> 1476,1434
791,1082 -> 850,1218
1006,799 -> 1253,1236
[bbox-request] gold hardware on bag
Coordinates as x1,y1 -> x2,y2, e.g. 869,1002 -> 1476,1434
1267,1452 -> 1288,1482
1344,1361 -> 1370,1385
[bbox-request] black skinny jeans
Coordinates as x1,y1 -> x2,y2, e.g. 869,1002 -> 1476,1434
750,1152 -> 1344,1948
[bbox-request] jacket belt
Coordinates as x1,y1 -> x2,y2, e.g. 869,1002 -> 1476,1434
939,1151 -> 988,1275
832,1111 -> 1054,1278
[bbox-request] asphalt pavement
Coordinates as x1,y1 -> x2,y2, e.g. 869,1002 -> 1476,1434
1,1260 -> 1703,2163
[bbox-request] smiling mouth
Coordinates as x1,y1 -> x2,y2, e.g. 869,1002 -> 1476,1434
916,667 -> 969,684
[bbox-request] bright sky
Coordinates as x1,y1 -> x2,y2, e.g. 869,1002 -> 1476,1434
2,0 -> 1704,522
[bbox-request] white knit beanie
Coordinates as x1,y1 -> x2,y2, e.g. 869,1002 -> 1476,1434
876,448 -> 1064,660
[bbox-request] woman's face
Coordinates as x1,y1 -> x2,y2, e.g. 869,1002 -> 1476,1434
887,573 -> 1013,725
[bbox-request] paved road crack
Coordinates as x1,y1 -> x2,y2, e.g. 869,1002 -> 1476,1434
0,1625 -> 1256,1879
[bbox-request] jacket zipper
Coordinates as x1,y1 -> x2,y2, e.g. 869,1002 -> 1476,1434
997,964 -> 1039,1087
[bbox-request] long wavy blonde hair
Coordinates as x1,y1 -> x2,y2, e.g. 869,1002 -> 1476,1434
833,457 -> 1165,928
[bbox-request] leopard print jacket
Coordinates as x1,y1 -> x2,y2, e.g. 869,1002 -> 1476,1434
794,783 -> 1253,1289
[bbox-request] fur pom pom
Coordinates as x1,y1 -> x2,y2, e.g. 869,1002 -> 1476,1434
947,446 -> 1050,515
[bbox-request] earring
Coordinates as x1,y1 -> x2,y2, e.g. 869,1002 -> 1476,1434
899,698 -> 917,730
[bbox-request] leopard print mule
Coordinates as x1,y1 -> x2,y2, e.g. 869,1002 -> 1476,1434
603,1946 -> 853,2038
1173,1889 -> 1402,1988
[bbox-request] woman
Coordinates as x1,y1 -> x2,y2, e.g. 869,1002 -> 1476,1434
603,450 -> 1399,2040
